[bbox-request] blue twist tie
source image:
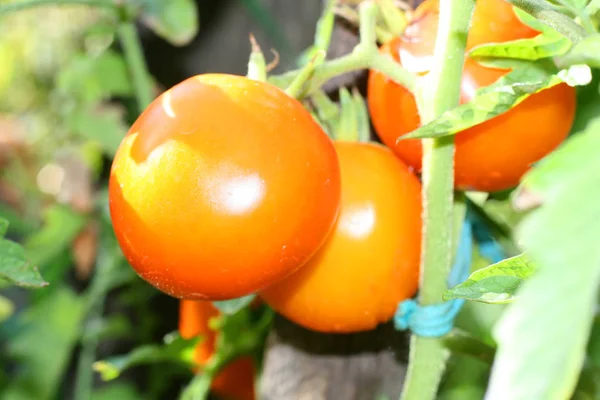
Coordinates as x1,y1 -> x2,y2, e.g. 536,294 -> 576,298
394,219 -> 473,337
468,209 -> 506,263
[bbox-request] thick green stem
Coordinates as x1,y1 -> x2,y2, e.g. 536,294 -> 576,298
506,0 -> 586,43
400,0 -> 475,399
118,22 -> 154,111
0,0 -> 116,14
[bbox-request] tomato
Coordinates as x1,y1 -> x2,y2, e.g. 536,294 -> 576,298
109,74 -> 341,300
408,0 -> 539,54
179,300 -> 255,400
260,142 -> 422,333
367,1 -> 576,192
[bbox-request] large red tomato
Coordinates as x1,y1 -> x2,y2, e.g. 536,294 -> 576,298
109,74 -> 341,300
260,142 -> 422,333
368,0 -> 576,192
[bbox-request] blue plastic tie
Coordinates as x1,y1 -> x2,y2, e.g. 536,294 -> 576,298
469,209 -> 506,263
394,219 -> 473,337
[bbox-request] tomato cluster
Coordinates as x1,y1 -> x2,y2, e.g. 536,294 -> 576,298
368,0 -> 576,192
109,0 -> 575,336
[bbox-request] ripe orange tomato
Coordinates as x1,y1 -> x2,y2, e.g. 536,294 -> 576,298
179,300 -> 255,400
368,2 -> 576,192
260,142 -> 422,333
408,0 -> 538,53
109,74 -> 341,300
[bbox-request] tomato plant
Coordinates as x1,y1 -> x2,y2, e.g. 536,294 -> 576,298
2,1 -> 600,400
261,141 -> 421,333
179,300 -> 256,400
109,73 -> 341,301
368,0 -> 577,192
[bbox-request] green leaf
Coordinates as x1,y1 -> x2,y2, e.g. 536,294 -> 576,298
68,105 -> 127,157
93,332 -> 198,381
558,33 -> 600,68
443,329 -> 497,364
513,6 -> 565,33
92,50 -> 133,97
212,294 -> 256,315
0,238 -> 48,288
24,204 -> 86,268
57,50 -> 132,102
486,118 -> 600,400
0,217 -> 8,237
139,0 -> 199,46
443,254 -> 538,304
353,88 -> 371,143
91,383 -> 143,400
470,34 -> 571,63
401,62 -> 582,140
3,286 -> 85,400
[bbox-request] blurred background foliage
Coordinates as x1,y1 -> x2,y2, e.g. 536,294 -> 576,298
0,1 -> 315,399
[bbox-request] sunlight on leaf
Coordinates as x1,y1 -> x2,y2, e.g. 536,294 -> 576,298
400,62 -> 560,140
470,35 -> 570,63
400,61 -> 589,141
443,254 -> 537,304
486,117 -> 600,400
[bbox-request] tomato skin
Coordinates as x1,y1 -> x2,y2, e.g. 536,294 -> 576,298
179,300 -> 256,400
260,142 -> 422,333
367,5 -> 576,192
109,74 -> 341,300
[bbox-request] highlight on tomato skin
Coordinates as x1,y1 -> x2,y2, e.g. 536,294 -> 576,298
108,73 -> 342,301
367,0 -> 577,193
260,141 -> 422,334
179,300 -> 256,400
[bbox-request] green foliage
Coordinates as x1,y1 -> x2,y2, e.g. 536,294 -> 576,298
213,294 -> 256,315
443,254 -> 538,304
93,332 -> 198,381
486,117 -> 600,400
558,33 -> 600,67
402,61 -> 588,140
23,204 -> 86,269
138,0 -> 199,46
90,383 -> 143,400
67,105 -> 127,157
0,218 -> 47,289
2,286 -> 85,400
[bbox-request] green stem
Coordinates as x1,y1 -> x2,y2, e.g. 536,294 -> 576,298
180,356 -> 221,400
285,51 -> 325,98
74,233 -> 122,400
400,0 -> 475,399
118,21 -> 154,112
272,1 -> 416,98
506,0 -> 586,43
554,0 -> 596,33
0,0 -> 116,14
